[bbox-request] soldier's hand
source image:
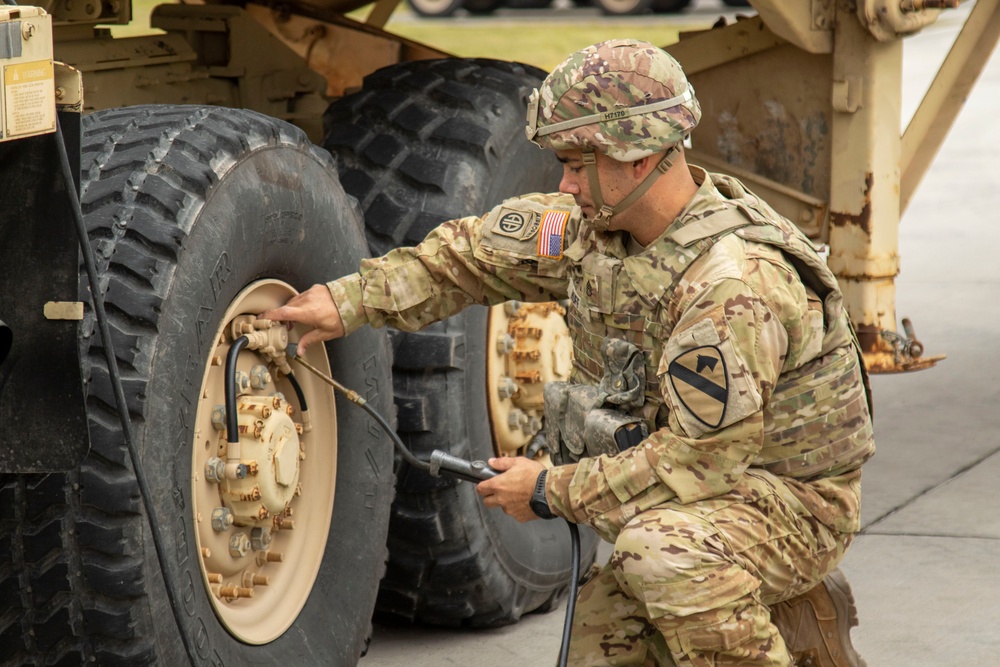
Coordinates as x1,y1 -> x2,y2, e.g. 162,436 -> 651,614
259,284 -> 345,356
476,457 -> 545,523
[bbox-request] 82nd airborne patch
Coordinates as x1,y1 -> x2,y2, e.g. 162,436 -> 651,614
492,209 -> 541,241
667,346 -> 728,429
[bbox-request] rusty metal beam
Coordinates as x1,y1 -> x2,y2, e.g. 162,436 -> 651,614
826,1 -> 904,366
900,0 -> 1000,214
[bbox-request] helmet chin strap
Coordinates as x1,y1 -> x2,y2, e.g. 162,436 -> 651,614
582,145 -> 681,232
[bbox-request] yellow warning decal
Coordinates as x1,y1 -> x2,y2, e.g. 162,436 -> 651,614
4,59 -> 55,138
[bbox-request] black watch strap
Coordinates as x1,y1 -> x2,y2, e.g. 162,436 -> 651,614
530,469 -> 556,520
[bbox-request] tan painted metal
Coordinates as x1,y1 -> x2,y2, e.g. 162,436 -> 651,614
486,302 -> 573,456
826,1 -> 906,363
669,2 -> 994,372
192,280 -> 338,644
0,7 -> 56,142
901,0 -> 1000,214
43,301 -> 83,320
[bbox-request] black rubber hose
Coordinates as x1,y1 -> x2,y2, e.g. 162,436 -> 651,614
225,335 -> 250,443
287,373 -> 308,412
57,117 -> 198,666
558,521 -> 581,667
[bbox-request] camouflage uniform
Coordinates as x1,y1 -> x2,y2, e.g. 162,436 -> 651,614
329,39 -> 874,667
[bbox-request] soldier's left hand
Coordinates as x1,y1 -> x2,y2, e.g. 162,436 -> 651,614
476,457 -> 545,523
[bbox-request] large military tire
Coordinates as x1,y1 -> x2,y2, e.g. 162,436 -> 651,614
323,59 -> 598,628
0,106 -> 394,665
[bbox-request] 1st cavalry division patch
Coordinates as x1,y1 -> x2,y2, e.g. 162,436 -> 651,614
668,346 -> 728,428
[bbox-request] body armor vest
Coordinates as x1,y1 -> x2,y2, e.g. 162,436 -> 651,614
561,174 -> 873,480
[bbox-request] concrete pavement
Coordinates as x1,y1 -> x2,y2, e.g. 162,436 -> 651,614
363,5 -> 1000,665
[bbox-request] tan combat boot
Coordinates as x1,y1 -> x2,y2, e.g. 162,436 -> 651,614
769,568 -> 866,667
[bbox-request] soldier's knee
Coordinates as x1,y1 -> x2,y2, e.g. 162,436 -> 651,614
610,510 -> 718,589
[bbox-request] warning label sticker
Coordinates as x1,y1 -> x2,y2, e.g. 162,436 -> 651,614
4,60 -> 55,138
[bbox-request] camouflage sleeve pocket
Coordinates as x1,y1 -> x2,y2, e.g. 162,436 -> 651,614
658,306 -> 763,439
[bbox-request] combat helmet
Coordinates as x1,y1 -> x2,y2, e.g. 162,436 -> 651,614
526,39 -> 701,229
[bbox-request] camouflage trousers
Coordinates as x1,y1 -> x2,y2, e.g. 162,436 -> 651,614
568,470 -> 855,666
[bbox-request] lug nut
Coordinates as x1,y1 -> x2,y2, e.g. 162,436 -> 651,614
250,527 -> 273,551
496,333 -> 515,355
211,405 -> 226,431
497,376 -> 519,400
205,457 -> 226,483
211,507 -> 234,532
234,371 -> 251,395
228,533 -> 251,559
250,365 -> 272,389
507,409 -> 529,430
504,301 -> 521,316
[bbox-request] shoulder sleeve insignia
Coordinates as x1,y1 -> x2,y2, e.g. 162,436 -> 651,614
667,346 -> 728,429
538,209 -> 569,259
492,208 -> 540,241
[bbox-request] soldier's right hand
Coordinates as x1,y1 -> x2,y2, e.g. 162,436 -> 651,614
259,284 -> 345,356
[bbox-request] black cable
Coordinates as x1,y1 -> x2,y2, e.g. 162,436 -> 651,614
225,336 -> 250,443
558,522 -> 581,667
287,373 -> 308,412
57,117 -> 198,666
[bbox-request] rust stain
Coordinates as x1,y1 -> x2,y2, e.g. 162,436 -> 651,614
830,172 -> 873,236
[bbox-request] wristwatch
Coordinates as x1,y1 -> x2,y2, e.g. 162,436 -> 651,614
530,469 -> 556,520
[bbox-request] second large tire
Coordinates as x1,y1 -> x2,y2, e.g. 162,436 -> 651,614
323,59 -> 598,628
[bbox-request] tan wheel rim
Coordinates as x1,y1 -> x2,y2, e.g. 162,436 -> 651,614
191,280 -> 337,644
486,301 -> 573,457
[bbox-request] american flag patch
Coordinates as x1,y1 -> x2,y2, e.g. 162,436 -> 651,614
537,210 -> 569,259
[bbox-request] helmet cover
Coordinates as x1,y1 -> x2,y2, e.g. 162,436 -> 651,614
526,39 -> 701,161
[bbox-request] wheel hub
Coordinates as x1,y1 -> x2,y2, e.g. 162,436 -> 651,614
191,280 -> 337,644
486,301 -> 573,456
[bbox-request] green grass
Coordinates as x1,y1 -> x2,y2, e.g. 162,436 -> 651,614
111,1 -> 691,70
382,19 -> 684,71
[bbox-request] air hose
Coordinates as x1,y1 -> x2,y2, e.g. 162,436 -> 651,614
287,349 -> 583,667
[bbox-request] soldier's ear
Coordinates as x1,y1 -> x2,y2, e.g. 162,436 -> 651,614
629,155 -> 653,179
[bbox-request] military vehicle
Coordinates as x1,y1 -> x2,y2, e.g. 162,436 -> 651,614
1,0 -> 997,664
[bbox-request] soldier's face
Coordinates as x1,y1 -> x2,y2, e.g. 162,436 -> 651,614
555,149 -> 641,230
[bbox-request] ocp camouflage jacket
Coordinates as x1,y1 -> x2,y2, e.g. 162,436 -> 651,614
328,166 -> 874,543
